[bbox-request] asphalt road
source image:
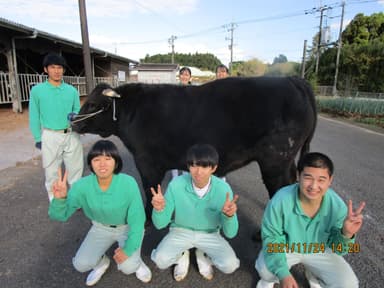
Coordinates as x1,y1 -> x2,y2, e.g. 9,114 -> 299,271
0,116 -> 383,288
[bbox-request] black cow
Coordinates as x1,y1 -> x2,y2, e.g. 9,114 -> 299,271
72,77 -> 317,218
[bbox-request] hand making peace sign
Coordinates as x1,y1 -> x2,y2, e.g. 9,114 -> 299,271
222,192 -> 239,217
342,199 -> 366,239
52,168 -> 68,199
150,184 -> 165,212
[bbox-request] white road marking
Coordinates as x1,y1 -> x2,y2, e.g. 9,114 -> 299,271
319,115 -> 384,137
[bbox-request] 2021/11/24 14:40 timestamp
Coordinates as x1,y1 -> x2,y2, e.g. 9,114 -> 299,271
266,242 -> 360,253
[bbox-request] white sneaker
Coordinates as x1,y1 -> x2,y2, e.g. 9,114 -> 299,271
256,279 -> 275,288
305,269 -> 322,288
195,249 -> 213,280
174,250 -> 190,281
136,261 -> 152,283
86,255 -> 110,286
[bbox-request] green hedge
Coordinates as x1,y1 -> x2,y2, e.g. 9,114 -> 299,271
316,96 -> 384,128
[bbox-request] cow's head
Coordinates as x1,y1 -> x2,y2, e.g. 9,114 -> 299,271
72,83 -> 120,137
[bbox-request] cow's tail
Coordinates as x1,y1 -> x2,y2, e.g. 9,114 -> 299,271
290,77 -> 317,162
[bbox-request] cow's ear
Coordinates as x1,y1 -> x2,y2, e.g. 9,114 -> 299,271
102,88 -> 121,98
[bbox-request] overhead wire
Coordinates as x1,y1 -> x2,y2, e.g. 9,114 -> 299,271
115,8 -> 312,46
115,1 -> 379,52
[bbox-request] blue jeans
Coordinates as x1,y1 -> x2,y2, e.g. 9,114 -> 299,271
151,227 -> 239,274
72,221 -> 143,275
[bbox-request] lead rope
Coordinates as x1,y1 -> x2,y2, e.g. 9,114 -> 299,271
113,98 -> 117,121
71,98 -> 118,124
43,100 -> 117,170
70,109 -> 104,124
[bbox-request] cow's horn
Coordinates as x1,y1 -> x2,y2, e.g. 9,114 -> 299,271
102,88 -> 121,98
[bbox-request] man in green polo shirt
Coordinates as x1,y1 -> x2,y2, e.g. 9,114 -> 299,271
255,152 -> 366,288
29,53 -> 83,201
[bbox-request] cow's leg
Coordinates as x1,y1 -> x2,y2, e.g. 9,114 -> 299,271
251,158 -> 296,242
258,158 -> 297,199
134,159 -> 166,222
141,176 -> 163,223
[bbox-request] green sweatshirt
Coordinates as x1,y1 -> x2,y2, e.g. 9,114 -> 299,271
48,173 -> 145,257
152,174 -> 238,239
29,80 -> 80,142
261,183 -> 355,280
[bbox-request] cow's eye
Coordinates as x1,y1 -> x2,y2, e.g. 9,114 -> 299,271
87,102 -> 97,110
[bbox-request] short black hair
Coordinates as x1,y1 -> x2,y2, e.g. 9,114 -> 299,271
43,53 -> 67,68
186,144 -> 219,168
216,64 -> 228,73
297,152 -> 334,176
87,140 -> 123,174
179,66 -> 191,76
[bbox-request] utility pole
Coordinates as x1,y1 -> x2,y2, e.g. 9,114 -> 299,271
315,6 -> 326,75
225,22 -> 237,75
168,35 -> 177,64
78,0 -> 93,95
333,1 -> 345,96
301,40 -> 307,79
305,5 -> 334,75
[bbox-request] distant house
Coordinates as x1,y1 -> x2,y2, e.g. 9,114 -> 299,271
136,63 -> 179,84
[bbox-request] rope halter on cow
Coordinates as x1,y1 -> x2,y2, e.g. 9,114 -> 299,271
70,88 -> 121,124
70,109 -> 105,124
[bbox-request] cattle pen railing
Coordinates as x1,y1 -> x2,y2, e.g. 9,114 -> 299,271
0,72 -> 127,104
317,85 -> 384,99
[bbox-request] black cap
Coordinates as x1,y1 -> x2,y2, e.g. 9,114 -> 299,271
42,53 -> 67,68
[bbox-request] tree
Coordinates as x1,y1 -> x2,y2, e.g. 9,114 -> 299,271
314,12 -> 384,92
272,54 -> 288,64
265,62 -> 300,77
342,12 -> 384,45
231,58 -> 267,76
141,52 -> 222,71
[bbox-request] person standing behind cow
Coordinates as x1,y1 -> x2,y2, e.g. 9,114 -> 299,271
48,140 -> 152,286
29,52 -> 83,201
178,66 -> 192,85
255,152 -> 365,288
151,144 -> 240,282
215,64 -> 229,79
214,64 -> 229,183
171,66 -> 192,179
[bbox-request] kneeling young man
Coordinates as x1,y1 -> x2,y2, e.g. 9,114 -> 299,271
255,152 -> 365,288
151,144 -> 240,281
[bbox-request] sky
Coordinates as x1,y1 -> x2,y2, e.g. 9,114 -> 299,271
1,0 -> 383,67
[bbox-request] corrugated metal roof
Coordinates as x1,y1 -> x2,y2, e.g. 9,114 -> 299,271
0,17 -> 138,64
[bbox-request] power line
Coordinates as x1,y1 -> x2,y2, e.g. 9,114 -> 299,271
115,9 -> 312,46
115,38 -> 168,45
121,0 -> 377,46
114,1 -> 377,61
236,10 -> 308,25
347,0 -> 379,5
132,0 -> 184,34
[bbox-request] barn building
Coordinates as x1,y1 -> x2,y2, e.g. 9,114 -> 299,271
0,17 -> 138,112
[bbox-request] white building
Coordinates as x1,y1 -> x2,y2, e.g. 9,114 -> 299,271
136,63 -> 179,84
